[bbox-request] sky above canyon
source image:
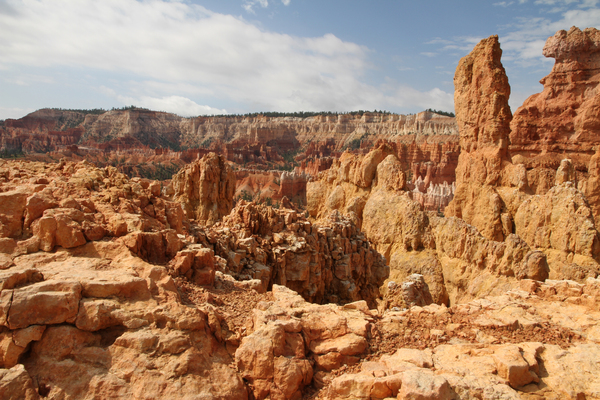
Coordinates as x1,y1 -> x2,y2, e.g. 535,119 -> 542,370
0,0 -> 599,120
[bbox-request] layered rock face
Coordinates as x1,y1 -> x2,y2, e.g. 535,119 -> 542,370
0,109 -> 84,153
170,153 -> 236,226
510,27 -> 600,169
1,109 -> 457,155
447,28 -> 600,279
181,111 -> 458,151
307,145 -> 547,306
445,35 -> 513,242
0,109 -> 183,153
81,109 -> 183,149
199,202 -> 388,307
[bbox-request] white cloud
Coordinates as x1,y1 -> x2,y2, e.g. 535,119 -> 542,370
499,8 -> 600,66
0,0 -> 447,116
243,0 -> 269,14
493,2 -> 515,7
425,38 -> 454,45
387,86 -> 454,112
431,3 -> 600,68
534,0 -> 578,5
117,95 -> 227,116
0,106 -> 35,120
281,0 -> 291,5
3,73 -> 54,86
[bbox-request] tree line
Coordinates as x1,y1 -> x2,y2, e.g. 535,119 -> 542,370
46,106 -> 456,118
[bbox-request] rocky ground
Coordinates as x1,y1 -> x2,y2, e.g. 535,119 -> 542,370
1,26 -> 600,400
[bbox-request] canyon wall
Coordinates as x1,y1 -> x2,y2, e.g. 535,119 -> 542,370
1,109 -> 459,202
180,111 -> 458,151
1,109 -> 458,155
1,109 -> 460,211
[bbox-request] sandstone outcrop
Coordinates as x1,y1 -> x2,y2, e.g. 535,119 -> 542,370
235,285 -> 375,399
0,157 -> 385,399
170,152 -> 236,226
307,146 -> 400,227
0,157 -> 257,398
307,145 -> 547,306
446,28 -> 600,281
0,159 -> 188,259
327,277 -> 600,400
510,27 -> 600,168
0,240 -> 251,399
445,34 -> 513,242
514,182 -> 600,278
198,202 -> 388,307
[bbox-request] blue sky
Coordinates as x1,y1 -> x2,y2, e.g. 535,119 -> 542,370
0,0 -> 599,120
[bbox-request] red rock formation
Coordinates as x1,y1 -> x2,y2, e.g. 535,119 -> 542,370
234,170 -> 281,201
445,35 -> 513,242
202,202 -> 388,307
307,144 -> 548,306
295,156 -> 335,176
509,27 -> 600,224
0,110 -> 84,153
510,27 -> 600,168
277,171 -> 308,204
232,169 -> 308,207
447,28 -> 600,278
170,153 -> 236,226
410,181 -> 455,212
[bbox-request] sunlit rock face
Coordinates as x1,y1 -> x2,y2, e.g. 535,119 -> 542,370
446,28 -> 600,279
510,27 -> 600,165
445,34 -> 513,242
171,152 -> 236,226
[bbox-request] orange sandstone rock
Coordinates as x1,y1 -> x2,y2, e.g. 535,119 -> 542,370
171,152 -> 235,226
445,35 -> 513,241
